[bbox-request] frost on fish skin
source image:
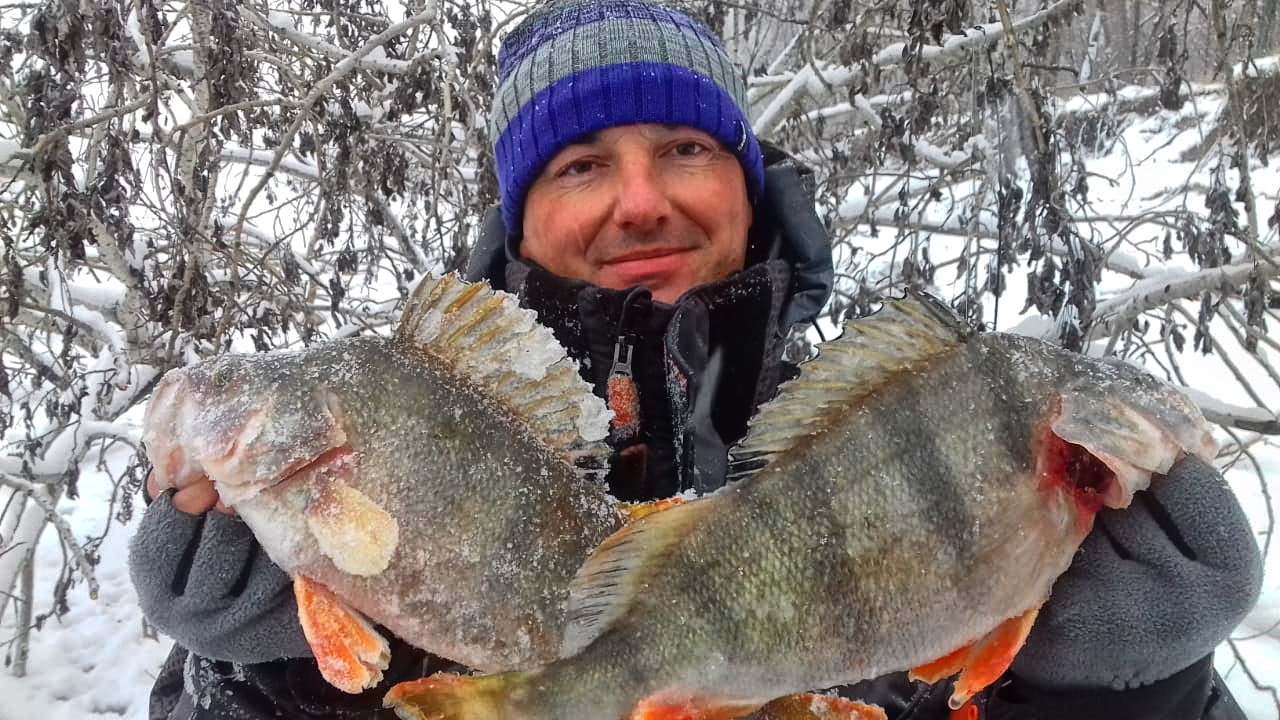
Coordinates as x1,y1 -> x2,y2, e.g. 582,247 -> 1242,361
414,294 -> 1218,720
145,355 -> 350,505
141,275 -> 624,679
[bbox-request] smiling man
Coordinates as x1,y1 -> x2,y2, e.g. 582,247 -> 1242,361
520,124 -> 753,304
130,1 -> 1260,719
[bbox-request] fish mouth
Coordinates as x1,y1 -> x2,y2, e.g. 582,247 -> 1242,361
275,445 -> 354,486
1038,430 -> 1116,518
1046,388 -> 1215,514
143,368 -> 350,506
213,444 -> 354,506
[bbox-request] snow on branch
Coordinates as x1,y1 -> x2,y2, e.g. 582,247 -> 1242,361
0,481 -> 100,602
1055,82 -> 1225,117
232,4 -> 442,243
1089,257 -> 1280,338
242,8 -> 418,75
873,0 -> 1080,68
800,91 -> 914,125
1180,386 -> 1280,435
0,422 -> 138,479
0,495 -> 48,622
220,143 -> 320,182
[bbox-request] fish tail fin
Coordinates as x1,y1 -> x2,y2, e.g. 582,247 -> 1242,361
384,671 -> 537,720
909,606 -> 1040,710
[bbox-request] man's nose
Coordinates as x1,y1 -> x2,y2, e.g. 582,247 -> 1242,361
611,159 -> 671,232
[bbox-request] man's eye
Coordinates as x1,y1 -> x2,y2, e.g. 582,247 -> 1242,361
673,141 -> 709,157
558,159 -> 597,177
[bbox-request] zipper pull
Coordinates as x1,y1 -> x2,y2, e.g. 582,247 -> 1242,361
607,334 -> 640,441
609,334 -> 635,377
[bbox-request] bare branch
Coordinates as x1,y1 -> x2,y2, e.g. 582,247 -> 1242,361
873,0 -> 1081,68
229,4 -> 442,246
1090,258 -> 1280,338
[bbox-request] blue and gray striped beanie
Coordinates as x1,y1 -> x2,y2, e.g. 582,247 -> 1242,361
490,0 -> 765,234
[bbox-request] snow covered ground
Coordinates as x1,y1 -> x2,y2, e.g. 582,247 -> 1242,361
0,429 -> 171,720
2,101 -> 1279,718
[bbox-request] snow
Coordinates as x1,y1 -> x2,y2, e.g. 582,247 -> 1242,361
0,435 -> 171,720
0,139 -> 21,165
1237,55 -> 1280,79
1217,444 -> 1280,719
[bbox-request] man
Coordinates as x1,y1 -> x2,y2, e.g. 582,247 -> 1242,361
129,1 -> 1262,718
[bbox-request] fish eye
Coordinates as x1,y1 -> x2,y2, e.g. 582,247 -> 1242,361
211,366 -> 232,387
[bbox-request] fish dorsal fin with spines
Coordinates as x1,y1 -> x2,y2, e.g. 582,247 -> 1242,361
396,273 -> 612,483
728,291 -> 969,481
562,495 -> 719,656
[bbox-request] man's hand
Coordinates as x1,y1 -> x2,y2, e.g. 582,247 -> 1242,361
130,479 -> 312,663
1010,456 -> 1262,691
146,472 -> 234,515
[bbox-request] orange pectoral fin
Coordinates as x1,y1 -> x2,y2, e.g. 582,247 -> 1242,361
910,605 -> 1041,709
746,693 -> 889,720
294,574 -> 391,693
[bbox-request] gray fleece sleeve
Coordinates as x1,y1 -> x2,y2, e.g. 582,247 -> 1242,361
128,491 -> 314,664
1011,456 -> 1263,690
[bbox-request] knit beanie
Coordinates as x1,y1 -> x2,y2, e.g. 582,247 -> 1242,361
490,0 -> 765,234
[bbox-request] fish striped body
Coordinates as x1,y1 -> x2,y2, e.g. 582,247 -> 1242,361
387,294 -> 1214,720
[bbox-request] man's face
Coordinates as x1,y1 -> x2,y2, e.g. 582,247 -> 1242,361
520,124 -> 752,304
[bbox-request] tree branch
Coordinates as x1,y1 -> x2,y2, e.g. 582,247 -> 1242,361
873,0 -> 1080,68
1089,257 -> 1280,338
229,4 -> 440,246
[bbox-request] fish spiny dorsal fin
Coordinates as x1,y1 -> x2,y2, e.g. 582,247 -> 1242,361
396,273 -> 612,483
562,495 -> 718,656
728,290 -> 969,481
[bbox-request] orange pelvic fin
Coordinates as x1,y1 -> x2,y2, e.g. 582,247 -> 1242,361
746,693 -> 889,720
293,574 -> 390,693
384,671 -> 523,720
910,605 -> 1041,709
949,699 -> 979,720
619,496 -> 686,523
907,643 -> 970,684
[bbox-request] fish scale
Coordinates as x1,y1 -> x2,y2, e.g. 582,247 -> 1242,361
142,274 -> 624,692
386,291 -> 1216,720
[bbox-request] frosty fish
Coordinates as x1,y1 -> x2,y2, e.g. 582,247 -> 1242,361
386,293 -> 1216,720
142,274 -> 623,693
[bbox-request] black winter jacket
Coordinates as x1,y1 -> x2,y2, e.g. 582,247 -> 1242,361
141,145 -> 1249,720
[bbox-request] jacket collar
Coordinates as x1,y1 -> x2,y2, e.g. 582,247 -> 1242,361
502,258 -> 793,499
